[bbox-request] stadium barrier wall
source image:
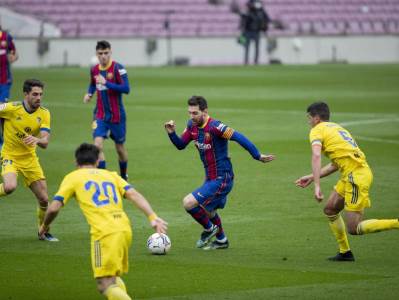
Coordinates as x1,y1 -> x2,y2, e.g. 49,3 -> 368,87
12,36 -> 399,67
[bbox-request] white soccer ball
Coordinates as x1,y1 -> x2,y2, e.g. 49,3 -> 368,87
147,233 -> 171,255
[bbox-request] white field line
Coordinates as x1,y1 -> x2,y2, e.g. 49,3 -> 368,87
340,118 -> 399,126
340,118 -> 399,145
356,136 -> 399,145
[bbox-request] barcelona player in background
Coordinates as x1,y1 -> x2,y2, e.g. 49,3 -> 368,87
39,143 -> 167,300
0,79 -> 57,241
296,102 -> 399,261
83,40 -> 130,180
0,25 -> 18,148
165,96 -> 275,250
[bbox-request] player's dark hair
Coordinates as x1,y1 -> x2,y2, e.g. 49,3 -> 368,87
75,143 -> 100,166
307,101 -> 330,121
188,96 -> 208,111
96,40 -> 111,50
23,79 -> 44,94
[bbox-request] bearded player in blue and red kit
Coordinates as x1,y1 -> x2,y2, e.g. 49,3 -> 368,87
83,40 -> 130,180
165,96 -> 275,250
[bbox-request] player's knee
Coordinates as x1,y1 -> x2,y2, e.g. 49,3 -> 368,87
96,277 -> 114,294
347,226 -> 358,235
323,206 -> 338,216
346,222 -> 360,235
3,182 -> 17,194
182,195 -> 197,210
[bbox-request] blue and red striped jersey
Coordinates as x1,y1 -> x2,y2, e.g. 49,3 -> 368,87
0,31 -> 16,85
168,117 -> 261,180
88,60 -> 130,123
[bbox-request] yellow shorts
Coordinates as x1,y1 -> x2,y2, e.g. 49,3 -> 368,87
1,154 -> 45,186
91,230 -> 132,278
334,166 -> 373,212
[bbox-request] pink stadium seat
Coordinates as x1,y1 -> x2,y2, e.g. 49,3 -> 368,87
0,0 -> 398,37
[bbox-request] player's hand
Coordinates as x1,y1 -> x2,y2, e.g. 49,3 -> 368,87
95,75 -> 106,85
259,154 -> 275,163
151,217 -> 168,234
83,94 -> 92,103
7,53 -> 17,63
164,120 -> 176,134
23,135 -> 39,146
295,175 -> 313,188
314,185 -> 324,202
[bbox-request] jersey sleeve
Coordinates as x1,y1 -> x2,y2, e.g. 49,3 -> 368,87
53,175 -> 76,205
210,120 -> 235,140
40,110 -> 51,132
105,63 -> 130,94
111,171 -> 133,197
87,67 -> 96,95
0,102 -> 16,119
309,126 -> 323,146
7,34 -> 16,52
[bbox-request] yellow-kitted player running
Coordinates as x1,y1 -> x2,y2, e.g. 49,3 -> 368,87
296,101 -> 398,261
0,79 -> 57,241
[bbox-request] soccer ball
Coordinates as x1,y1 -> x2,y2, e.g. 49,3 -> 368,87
147,233 -> 171,255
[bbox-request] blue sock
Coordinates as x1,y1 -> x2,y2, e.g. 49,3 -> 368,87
187,206 -> 212,230
119,161 -> 128,180
98,160 -> 106,169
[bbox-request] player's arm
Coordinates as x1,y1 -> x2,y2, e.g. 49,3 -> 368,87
23,129 -> 50,149
230,130 -> 275,163
164,120 -> 191,150
84,69 -> 96,103
38,200 -> 63,236
7,35 -> 18,63
96,66 -> 130,94
104,73 -> 130,94
124,187 -> 168,234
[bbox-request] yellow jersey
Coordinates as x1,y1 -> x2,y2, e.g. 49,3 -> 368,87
53,168 -> 132,240
309,122 -> 368,174
0,101 -> 50,157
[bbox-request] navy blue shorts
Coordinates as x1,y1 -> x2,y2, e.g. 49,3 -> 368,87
0,83 -> 11,102
92,119 -> 126,144
192,172 -> 234,212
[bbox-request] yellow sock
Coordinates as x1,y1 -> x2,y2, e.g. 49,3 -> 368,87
116,277 -> 127,292
37,205 -> 47,228
357,219 -> 399,234
103,284 -> 132,300
0,183 -> 6,197
327,214 -> 350,253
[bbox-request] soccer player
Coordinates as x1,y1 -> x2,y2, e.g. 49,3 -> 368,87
39,143 -> 168,300
0,79 -> 57,241
164,96 -> 275,250
0,26 -> 18,148
295,101 -> 399,261
83,40 -> 130,180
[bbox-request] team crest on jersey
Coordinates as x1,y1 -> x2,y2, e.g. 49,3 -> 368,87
0,41 -> 7,48
24,127 -> 32,133
204,132 -> 211,140
16,116 -> 22,121
37,117 -> 41,123
106,72 -> 114,80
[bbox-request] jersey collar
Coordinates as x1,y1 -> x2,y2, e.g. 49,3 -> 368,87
199,116 -> 210,128
22,100 -> 37,114
99,60 -> 113,71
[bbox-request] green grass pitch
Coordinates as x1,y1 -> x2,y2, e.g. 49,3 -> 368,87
0,64 -> 398,299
